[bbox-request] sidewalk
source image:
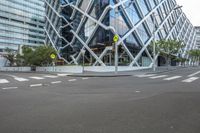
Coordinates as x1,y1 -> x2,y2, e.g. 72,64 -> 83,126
68,66 -> 190,77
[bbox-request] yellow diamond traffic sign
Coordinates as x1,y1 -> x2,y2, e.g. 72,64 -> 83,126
113,35 -> 119,42
50,53 -> 56,59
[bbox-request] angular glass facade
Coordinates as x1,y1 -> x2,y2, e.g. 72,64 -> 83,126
0,0 -> 45,51
195,26 -> 200,49
45,0 -> 196,67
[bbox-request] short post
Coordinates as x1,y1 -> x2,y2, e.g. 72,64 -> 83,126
81,49 -> 86,74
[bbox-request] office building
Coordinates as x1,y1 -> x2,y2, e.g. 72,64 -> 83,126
0,0 -> 45,51
45,0 -> 196,67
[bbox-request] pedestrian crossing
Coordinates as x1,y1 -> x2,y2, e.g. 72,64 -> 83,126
135,74 -> 199,83
0,74 -> 73,84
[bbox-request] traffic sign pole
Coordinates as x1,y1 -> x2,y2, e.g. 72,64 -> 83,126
113,35 -> 119,75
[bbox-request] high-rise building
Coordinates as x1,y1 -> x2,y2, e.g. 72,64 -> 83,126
45,0 -> 196,67
0,0 -> 45,51
195,26 -> 200,49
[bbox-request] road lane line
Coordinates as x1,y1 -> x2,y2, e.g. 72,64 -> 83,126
182,77 -> 199,83
188,71 -> 200,77
51,81 -> 62,84
0,79 -> 9,84
43,75 -> 58,78
2,87 -> 18,90
14,77 -> 29,82
57,74 -> 70,77
29,77 -> 44,80
68,79 -> 77,82
163,76 -> 182,81
30,84 -> 43,87
135,74 -> 157,78
149,75 -> 168,79
82,78 -> 89,80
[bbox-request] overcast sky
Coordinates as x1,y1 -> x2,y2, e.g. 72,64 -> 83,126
176,0 -> 200,26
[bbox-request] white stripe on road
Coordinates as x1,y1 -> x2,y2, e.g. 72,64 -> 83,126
163,76 -> 182,81
135,74 -> 157,78
29,77 -> 44,80
30,84 -> 43,87
68,79 -> 77,82
43,75 -> 58,78
51,81 -> 62,84
82,77 -> 89,80
182,77 -> 199,83
14,77 -> 29,82
57,74 -> 70,77
188,71 -> 200,77
0,79 -> 9,84
149,75 -> 168,79
2,87 -> 18,90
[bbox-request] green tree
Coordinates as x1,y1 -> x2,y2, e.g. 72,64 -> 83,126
16,45 -> 57,66
188,49 -> 200,66
155,39 -> 184,67
3,48 -> 16,66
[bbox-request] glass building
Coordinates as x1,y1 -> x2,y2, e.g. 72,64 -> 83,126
195,26 -> 200,49
0,0 -> 45,51
45,0 -> 196,67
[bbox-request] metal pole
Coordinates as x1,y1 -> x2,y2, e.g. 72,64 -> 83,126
115,43 -> 118,74
82,53 -> 85,74
153,12 -> 156,72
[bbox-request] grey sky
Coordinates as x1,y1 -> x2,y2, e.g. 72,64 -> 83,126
176,0 -> 200,26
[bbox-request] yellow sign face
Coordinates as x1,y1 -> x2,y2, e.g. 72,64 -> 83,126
113,35 -> 119,42
50,54 -> 56,59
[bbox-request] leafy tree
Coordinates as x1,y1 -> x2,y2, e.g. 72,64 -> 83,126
154,39 -> 184,67
188,49 -> 200,66
17,45 -> 57,66
3,48 -> 16,66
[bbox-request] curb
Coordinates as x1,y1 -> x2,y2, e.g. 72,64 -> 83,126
67,74 -> 132,77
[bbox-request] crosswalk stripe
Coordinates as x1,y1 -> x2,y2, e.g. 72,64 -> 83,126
149,75 -> 168,79
57,74 -> 70,77
68,79 -> 77,82
135,74 -> 157,78
29,77 -> 44,80
0,79 -> 9,84
82,77 -> 89,80
14,77 -> 29,82
43,75 -> 58,78
188,71 -> 200,77
2,87 -> 18,90
163,76 -> 182,81
51,81 -> 62,84
182,77 -> 199,83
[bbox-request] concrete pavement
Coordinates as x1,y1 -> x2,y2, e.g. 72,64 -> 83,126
0,67 -> 200,133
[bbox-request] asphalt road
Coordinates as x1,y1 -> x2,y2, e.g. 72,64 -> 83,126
0,67 -> 200,133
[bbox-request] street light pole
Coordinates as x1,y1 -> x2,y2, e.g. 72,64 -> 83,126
152,12 -> 156,72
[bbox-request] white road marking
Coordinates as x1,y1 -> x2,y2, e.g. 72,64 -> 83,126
182,77 -> 199,83
68,79 -> 77,82
14,77 -> 29,82
149,75 -> 168,79
163,76 -> 182,81
30,84 -> 43,87
57,74 -> 70,77
82,77 -> 89,80
51,81 -> 62,84
0,79 -> 9,84
135,74 -> 157,78
29,77 -> 44,80
43,75 -> 58,78
188,71 -> 200,77
2,87 -> 18,90
135,91 -> 141,93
